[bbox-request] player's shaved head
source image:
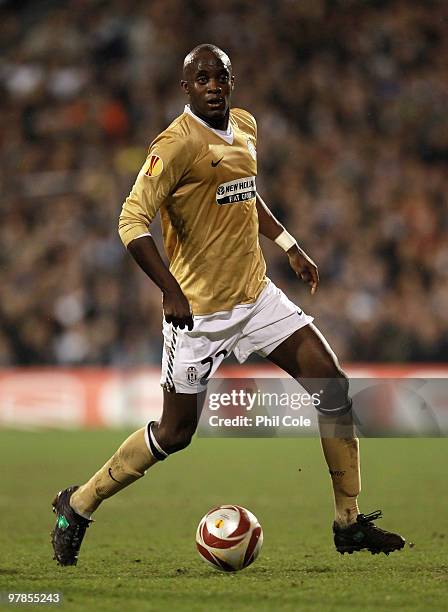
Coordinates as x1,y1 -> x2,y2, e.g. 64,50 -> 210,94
181,43 -> 234,130
182,44 -> 232,80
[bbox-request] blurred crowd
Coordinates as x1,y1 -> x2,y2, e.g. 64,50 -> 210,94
1,0 -> 447,366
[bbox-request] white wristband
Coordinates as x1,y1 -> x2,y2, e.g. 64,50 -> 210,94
274,229 -> 297,252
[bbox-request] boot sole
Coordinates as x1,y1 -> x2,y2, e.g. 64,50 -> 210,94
336,542 -> 405,555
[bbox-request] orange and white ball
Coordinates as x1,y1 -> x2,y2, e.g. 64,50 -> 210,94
196,505 -> 263,572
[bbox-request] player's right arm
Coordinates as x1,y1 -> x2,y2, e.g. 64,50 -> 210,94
118,135 -> 194,330
127,236 -> 193,330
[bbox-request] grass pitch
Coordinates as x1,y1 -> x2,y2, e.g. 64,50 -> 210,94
0,430 -> 447,611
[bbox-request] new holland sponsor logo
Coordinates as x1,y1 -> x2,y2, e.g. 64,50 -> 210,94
216,176 -> 256,205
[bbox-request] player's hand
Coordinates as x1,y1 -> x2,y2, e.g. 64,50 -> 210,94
287,245 -> 319,295
163,286 -> 194,330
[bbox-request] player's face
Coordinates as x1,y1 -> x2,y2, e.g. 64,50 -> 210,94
181,53 -> 234,129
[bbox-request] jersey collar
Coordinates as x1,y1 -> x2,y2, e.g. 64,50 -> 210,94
184,105 -> 234,145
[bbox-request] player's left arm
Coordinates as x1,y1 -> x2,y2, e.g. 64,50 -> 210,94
256,193 -> 319,295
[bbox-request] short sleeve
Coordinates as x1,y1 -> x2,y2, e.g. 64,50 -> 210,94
118,133 -> 191,247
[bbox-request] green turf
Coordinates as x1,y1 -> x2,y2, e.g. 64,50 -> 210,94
0,431 -> 447,611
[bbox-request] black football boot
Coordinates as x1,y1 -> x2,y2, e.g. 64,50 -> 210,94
51,486 -> 92,566
333,510 -> 405,555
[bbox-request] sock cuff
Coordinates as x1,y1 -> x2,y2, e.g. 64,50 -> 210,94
317,397 -> 352,416
145,421 -> 169,461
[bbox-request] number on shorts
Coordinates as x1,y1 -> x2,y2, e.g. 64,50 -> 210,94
200,350 -> 228,383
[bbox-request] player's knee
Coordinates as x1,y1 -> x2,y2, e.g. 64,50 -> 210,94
316,370 -> 351,417
162,425 -> 195,454
147,421 -> 195,460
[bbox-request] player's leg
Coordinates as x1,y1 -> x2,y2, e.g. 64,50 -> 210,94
267,323 -> 405,554
69,390 -> 206,516
266,323 -> 360,528
51,312 -> 234,566
52,390 -> 205,565
150,389 -> 206,454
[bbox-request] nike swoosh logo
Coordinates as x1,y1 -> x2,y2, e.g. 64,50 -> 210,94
211,157 -> 224,167
108,468 -> 121,484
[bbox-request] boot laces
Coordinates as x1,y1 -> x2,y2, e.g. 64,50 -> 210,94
357,510 -> 382,525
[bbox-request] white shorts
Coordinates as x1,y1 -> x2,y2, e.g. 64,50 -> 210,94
160,280 -> 313,394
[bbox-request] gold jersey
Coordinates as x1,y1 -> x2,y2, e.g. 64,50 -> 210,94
119,107 -> 267,315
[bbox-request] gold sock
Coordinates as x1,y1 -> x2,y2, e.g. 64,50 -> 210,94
70,428 -> 156,517
319,413 -> 361,527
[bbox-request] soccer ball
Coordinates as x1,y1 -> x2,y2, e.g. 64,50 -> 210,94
196,504 -> 263,572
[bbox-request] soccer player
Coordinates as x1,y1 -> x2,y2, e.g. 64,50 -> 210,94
51,44 -> 405,565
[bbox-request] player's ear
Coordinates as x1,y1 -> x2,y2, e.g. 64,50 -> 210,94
180,80 -> 189,95
230,75 -> 235,91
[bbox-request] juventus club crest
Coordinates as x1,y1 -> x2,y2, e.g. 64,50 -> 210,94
186,366 -> 198,385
